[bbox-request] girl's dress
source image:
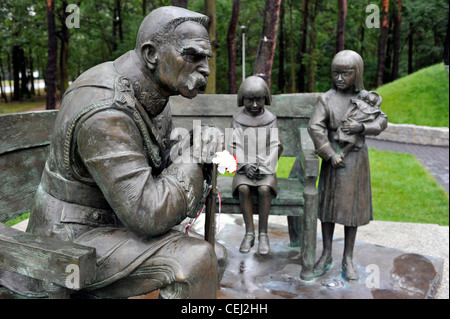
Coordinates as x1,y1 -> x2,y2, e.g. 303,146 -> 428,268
308,89 -> 388,227
229,108 -> 282,198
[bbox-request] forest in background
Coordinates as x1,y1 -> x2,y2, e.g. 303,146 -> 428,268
0,0 -> 448,110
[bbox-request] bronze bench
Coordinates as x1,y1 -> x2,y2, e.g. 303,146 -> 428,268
0,93 -> 320,298
170,93 -> 320,280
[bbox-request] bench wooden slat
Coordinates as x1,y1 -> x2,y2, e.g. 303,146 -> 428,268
217,177 -> 304,206
172,117 -> 301,157
0,111 -> 57,155
0,223 -> 96,290
0,146 -> 49,223
169,93 -> 319,118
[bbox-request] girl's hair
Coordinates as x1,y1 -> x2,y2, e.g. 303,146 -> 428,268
237,76 -> 272,107
331,50 -> 364,92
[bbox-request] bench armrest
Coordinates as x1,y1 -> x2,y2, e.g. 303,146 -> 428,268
0,223 -> 96,291
299,128 -> 320,179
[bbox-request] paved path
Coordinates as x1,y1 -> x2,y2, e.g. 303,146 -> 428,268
366,138 -> 449,194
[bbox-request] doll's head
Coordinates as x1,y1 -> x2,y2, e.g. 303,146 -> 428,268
237,76 -> 272,115
331,50 -> 364,93
362,91 -> 382,108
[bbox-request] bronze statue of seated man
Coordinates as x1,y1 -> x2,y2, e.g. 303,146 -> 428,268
3,6 -> 226,299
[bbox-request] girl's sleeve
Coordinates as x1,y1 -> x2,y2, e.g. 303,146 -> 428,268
307,95 -> 337,161
362,109 -> 388,136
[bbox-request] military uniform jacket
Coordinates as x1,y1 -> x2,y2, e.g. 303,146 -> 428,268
26,53 -> 205,291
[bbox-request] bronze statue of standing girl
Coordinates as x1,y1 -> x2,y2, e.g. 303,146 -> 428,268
308,50 -> 387,281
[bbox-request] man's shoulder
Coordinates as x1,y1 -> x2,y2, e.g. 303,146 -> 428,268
66,62 -> 117,95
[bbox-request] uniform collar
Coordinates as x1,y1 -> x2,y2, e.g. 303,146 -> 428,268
114,51 -> 169,117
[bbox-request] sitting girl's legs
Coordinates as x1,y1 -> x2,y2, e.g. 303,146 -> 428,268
257,186 -> 272,255
238,185 -> 255,253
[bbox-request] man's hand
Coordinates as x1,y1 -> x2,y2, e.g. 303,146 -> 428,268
193,126 -> 224,164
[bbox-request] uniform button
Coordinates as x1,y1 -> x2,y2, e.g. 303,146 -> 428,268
92,211 -> 102,222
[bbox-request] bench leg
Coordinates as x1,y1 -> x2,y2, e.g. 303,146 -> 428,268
300,176 -> 318,281
287,216 -> 301,247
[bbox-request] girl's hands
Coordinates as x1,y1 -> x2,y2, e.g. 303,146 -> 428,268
331,154 -> 346,168
245,165 -> 262,180
341,118 -> 364,135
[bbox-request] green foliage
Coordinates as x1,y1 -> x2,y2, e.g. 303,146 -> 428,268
1,0 -> 448,97
375,63 -> 449,127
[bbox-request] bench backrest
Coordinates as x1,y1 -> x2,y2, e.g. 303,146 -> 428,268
0,93 -> 318,224
169,93 -> 319,157
0,111 -> 58,223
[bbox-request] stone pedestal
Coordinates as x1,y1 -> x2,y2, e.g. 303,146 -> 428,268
214,216 -> 443,299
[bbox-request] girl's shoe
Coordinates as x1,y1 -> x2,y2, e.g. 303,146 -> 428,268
258,233 -> 270,255
239,232 -> 255,253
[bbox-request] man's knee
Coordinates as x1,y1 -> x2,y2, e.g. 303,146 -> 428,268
178,237 -> 218,279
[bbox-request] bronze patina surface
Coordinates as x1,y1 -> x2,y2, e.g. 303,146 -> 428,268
2,6 -> 225,299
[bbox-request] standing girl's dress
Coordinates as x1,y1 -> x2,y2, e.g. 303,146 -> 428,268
308,89 -> 388,227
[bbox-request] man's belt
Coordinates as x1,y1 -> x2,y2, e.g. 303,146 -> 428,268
41,163 -> 111,210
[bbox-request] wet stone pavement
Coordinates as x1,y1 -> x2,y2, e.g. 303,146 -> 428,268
191,215 -> 444,299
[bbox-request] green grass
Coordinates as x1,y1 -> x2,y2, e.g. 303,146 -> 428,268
374,63 -> 449,128
369,148 -> 448,226
6,152 -> 448,227
267,153 -> 449,226
5,212 -> 30,227
0,89 -> 47,114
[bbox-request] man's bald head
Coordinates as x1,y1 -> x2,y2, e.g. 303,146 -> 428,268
135,6 -> 210,50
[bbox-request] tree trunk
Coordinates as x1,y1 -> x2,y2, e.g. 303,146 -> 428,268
204,0 -> 217,94
46,0 -> 58,110
254,0 -> 282,89
117,0 -> 123,44
376,0 -> 390,87
297,0 -> 309,92
336,0 -> 347,53
12,45 -> 21,101
383,17 -> 393,84
58,1 -> 70,95
28,49 -> 35,96
408,22 -> 413,74
307,0 -> 317,92
171,0 -> 188,8
7,52 -> 13,99
227,0 -> 240,94
0,75 -> 5,103
278,0 -> 286,93
19,48 -> 30,99
288,0 -> 296,92
391,0 -> 401,81
142,0 -> 147,15
359,0 -> 371,57
0,57 -> 7,103
444,17 -> 449,65
112,0 -> 123,52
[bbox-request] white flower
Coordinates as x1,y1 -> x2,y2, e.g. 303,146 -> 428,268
212,150 -> 238,174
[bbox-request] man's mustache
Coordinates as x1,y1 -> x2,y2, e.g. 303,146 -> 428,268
186,75 -> 208,92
